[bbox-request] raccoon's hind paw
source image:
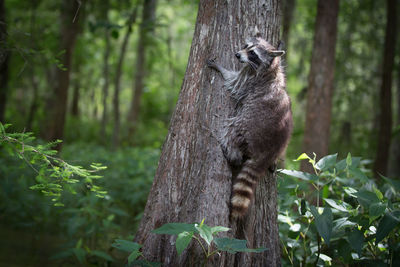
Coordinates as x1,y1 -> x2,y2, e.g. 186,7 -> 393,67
221,145 -> 243,167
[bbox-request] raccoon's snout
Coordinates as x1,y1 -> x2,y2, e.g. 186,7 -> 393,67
235,52 -> 240,59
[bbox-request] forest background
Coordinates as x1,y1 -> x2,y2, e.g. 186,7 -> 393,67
0,0 -> 399,266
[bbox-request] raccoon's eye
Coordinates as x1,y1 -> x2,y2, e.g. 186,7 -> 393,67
249,50 -> 256,56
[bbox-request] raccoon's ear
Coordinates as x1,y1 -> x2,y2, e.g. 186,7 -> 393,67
270,50 -> 285,57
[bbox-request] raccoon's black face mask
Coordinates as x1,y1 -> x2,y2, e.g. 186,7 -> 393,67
235,37 -> 285,70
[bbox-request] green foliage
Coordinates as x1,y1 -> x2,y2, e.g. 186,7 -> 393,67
152,219 -> 266,265
0,123 -> 106,205
278,153 -> 400,266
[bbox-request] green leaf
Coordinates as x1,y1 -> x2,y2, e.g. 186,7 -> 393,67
176,231 -> 193,255
375,211 -> 400,244
348,168 -> 369,182
295,153 -> 311,161
324,198 -> 350,213
354,190 -> 380,208
315,154 -> 337,171
72,248 -> 86,264
128,250 -> 141,264
214,238 -> 267,254
381,175 -> 400,191
310,206 -> 333,245
347,228 -> 364,255
111,239 -> 141,253
211,226 -> 230,234
195,223 -> 213,246
369,202 -> 387,223
346,153 -> 352,166
279,169 -> 318,181
152,223 -> 198,235
91,250 -> 114,262
319,253 -> 332,264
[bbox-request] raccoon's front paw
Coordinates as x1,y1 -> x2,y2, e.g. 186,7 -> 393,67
206,58 -> 217,68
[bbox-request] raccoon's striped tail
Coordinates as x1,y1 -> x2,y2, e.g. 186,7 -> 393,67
230,159 -> 261,219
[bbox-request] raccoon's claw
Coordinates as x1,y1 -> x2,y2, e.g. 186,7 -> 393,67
206,58 -> 217,68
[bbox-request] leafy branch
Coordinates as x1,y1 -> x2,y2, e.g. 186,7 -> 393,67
0,123 -> 107,206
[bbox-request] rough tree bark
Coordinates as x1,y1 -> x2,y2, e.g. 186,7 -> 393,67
134,0 -> 282,266
41,0 -> 82,150
373,0 -> 397,177
300,0 -> 339,173
112,5 -> 139,148
126,0 -> 157,139
0,0 -> 9,123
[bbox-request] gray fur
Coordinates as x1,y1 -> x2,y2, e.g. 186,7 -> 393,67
207,36 -> 293,218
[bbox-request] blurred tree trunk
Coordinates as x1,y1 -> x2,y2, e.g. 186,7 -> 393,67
70,68 -> 80,117
389,63 -> 400,177
134,1 -> 282,266
0,0 -> 9,123
373,0 -> 397,178
100,0 -> 110,142
282,0 -> 296,58
26,0 -> 40,131
41,0 -> 83,150
301,0 -> 339,173
112,5 -> 139,148
126,0 -> 157,140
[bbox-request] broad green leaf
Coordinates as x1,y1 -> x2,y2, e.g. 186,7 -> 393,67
310,206 -> 333,245
72,248 -> 86,264
369,202 -> 387,223
279,169 -> 318,181
195,223 -> 213,245
319,253 -> 332,264
348,168 -> 369,182
315,154 -> 337,171
344,187 -> 357,197
354,190 -> 380,208
333,217 -> 356,232
324,198 -> 350,213
176,231 -> 193,255
128,250 -> 141,264
214,238 -> 267,254
211,226 -> 230,234
152,223 -> 198,235
111,239 -> 141,253
347,228 -> 364,255
91,250 -> 114,262
381,175 -> 400,191
375,211 -> 400,244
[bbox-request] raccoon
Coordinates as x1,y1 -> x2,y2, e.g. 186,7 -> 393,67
207,36 -> 293,219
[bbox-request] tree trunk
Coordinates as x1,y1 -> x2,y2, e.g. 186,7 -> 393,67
100,0 -> 110,142
41,0 -> 82,150
373,0 -> 397,177
0,0 -> 9,123
282,0 -> 296,58
126,0 -> 157,140
112,5 -> 139,148
300,0 -> 339,173
70,70 -> 80,117
388,63 -> 400,177
134,1 -> 282,266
